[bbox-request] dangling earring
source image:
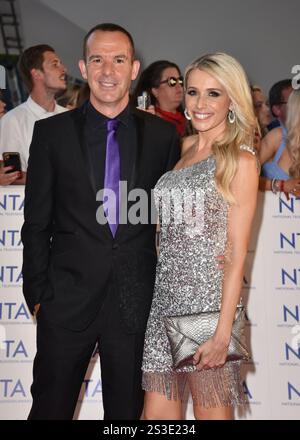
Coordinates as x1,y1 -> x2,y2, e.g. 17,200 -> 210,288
228,109 -> 236,124
184,109 -> 191,120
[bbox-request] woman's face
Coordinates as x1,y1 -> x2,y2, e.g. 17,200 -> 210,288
185,69 -> 231,137
152,67 -> 183,112
0,99 -> 6,118
252,90 -> 271,129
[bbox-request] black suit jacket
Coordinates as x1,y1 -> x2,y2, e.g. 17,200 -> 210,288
21,104 -> 180,332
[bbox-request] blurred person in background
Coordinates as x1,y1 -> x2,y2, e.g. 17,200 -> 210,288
76,82 -> 90,107
267,79 -> 292,131
259,89 -> 300,197
251,85 -> 271,135
251,85 -> 271,151
0,44 -> 67,185
133,60 -> 185,136
56,83 -> 81,109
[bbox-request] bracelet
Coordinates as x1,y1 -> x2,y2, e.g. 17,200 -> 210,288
271,178 -> 278,194
279,180 -> 285,192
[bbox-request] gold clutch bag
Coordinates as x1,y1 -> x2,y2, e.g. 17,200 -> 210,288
163,306 -> 250,369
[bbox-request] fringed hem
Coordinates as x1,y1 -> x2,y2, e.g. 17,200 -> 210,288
142,361 -> 247,409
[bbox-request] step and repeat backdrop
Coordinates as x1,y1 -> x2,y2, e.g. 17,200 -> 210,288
0,186 -> 299,419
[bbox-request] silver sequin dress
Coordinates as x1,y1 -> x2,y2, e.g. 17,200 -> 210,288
142,153 -> 248,408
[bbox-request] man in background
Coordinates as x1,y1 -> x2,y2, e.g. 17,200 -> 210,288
0,44 -> 67,185
268,78 -> 292,131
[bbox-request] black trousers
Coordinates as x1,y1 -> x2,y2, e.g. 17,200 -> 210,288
28,288 -> 145,420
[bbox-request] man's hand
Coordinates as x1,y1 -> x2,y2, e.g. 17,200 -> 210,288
0,165 -> 21,185
14,170 -> 26,185
34,303 -> 40,317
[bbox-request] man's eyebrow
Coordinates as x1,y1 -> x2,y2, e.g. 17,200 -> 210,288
87,54 -> 102,61
87,54 -> 128,60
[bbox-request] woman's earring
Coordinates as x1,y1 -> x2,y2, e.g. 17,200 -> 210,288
184,109 -> 191,120
228,109 -> 236,124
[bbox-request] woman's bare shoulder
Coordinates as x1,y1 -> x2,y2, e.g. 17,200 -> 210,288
263,126 -> 283,146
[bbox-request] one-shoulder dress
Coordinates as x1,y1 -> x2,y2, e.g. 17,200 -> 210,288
142,147 -> 255,408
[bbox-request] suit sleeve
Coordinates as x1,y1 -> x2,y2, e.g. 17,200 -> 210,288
21,121 -> 54,314
165,128 -> 181,171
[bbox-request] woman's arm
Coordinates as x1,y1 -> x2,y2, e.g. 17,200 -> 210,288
258,127 -> 281,165
214,152 -> 258,342
194,151 -> 258,370
259,175 -> 300,197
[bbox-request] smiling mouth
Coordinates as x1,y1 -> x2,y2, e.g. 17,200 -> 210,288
193,112 -> 212,120
98,80 -> 117,89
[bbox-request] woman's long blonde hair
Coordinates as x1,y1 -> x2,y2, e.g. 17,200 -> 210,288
286,89 -> 300,178
184,53 -> 257,203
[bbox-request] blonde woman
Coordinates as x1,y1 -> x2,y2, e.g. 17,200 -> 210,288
142,53 -> 259,420
259,89 -> 300,196
251,85 -> 271,151
251,85 -> 271,136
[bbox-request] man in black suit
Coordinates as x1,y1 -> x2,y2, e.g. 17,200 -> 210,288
21,23 -> 180,420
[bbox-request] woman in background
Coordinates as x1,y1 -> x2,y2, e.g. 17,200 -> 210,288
56,84 -> 81,109
259,89 -> 300,196
251,85 -> 271,137
133,60 -> 185,136
251,85 -> 271,151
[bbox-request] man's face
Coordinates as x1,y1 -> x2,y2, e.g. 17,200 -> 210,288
272,85 -> 293,125
79,31 -> 140,116
279,86 -> 293,124
39,51 -> 67,93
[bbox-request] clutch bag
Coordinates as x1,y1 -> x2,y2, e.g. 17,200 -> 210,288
163,306 -> 250,369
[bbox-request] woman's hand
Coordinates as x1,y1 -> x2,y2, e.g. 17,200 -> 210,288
282,178 -> 300,199
193,334 -> 230,370
136,105 -> 156,115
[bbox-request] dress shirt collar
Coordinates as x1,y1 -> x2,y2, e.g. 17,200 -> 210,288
86,100 -> 131,128
27,95 -> 62,118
